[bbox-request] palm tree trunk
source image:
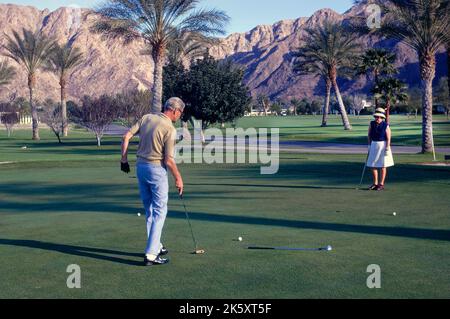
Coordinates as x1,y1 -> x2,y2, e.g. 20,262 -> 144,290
420,52 -> 436,154
321,78 -> 331,127
331,74 -> 352,130
151,45 -> 165,114
60,77 -> 68,137
28,74 -> 39,140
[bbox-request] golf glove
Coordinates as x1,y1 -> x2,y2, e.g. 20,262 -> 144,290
121,162 -> 130,174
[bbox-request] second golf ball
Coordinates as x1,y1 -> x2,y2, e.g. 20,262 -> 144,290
238,237 -> 243,242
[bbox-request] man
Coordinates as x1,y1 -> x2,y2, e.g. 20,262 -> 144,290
121,97 -> 185,266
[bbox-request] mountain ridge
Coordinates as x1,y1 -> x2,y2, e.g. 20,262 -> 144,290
0,3 -> 447,104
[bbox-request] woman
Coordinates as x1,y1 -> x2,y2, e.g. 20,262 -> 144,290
367,108 -> 394,191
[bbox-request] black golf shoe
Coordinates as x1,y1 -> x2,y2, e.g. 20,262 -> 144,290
144,256 -> 169,266
159,246 -> 169,256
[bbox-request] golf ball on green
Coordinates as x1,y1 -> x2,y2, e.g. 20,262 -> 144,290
326,245 -> 333,251
393,212 -> 397,216
238,237 -> 243,242
137,213 -> 141,217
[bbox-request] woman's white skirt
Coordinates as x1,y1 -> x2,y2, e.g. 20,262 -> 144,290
367,141 -> 394,168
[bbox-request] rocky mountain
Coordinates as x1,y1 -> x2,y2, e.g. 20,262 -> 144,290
0,2 -> 447,104
210,5 -> 447,101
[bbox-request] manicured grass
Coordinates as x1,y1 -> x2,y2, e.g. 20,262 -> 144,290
0,129 -> 449,298
233,115 -> 450,146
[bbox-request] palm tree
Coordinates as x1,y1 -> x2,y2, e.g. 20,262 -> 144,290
0,60 -> 16,87
47,42 -> 84,136
293,21 -> 360,130
166,31 -> 215,65
372,77 -> 408,123
377,0 -> 450,153
356,49 -> 397,108
3,28 -> 56,140
92,0 -> 229,113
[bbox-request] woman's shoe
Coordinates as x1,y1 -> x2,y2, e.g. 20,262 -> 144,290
369,184 -> 378,191
376,185 -> 385,191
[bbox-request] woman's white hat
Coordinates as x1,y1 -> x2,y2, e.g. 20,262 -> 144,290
373,108 -> 386,119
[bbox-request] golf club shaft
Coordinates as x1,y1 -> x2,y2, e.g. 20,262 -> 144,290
359,149 -> 370,187
249,247 -> 327,251
180,195 -> 199,251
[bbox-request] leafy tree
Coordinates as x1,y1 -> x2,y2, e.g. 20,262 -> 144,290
116,89 -> 152,127
0,60 -> 16,87
257,94 -> 271,116
310,99 -> 322,116
348,94 -> 367,116
295,98 -> 311,115
181,55 -> 251,130
0,102 -> 19,137
270,102 -> 282,116
356,49 -> 397,108
293,21 -> 359,129
3,28 -> 57,140
406,86 -> 422,118
372,77 -> 408,123
163,62 -> 187,103
434,77 -> 449,119
46,42 -> 84,137
92,0 -> 229,113
69,95 -> 119,146
40,99 -> 63,143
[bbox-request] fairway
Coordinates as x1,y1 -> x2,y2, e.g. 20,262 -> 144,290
234,115 -> 450,146
0,126 -> 449,299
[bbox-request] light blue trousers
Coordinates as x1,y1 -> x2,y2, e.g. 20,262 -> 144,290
136,162 -> 169,256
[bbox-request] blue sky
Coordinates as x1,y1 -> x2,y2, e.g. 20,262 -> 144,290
1,0 -> 354,34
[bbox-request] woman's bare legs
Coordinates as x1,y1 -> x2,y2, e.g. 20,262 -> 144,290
380,168 -> 387,186
372,169 -> 379,186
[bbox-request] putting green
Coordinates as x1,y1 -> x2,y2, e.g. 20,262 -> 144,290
0,127 -> 449,298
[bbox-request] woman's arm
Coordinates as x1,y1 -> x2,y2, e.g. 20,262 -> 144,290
386,126 -> 392,151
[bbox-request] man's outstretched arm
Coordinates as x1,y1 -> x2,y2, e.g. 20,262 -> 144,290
121,131 -> 134,173
165,156 -> 183,196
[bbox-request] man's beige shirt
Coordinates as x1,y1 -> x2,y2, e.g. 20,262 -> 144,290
130,113 -> 176,165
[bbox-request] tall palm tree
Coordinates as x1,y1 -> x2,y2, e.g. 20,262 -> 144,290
47,42 -> 84,136
377,0 -> 450,153
293,57 -> 331,126
3,28 -> 56,140
0,60 -> 16,87
372,77 -> 408,123
356,49 -> 397,108
92,0 -> 229,113
293,21 -> 360,130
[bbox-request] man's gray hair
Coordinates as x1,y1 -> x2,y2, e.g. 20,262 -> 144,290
164,97 -> 185,112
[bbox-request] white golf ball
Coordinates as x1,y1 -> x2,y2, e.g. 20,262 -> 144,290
326,245 -> 333,251
393,212 -> 397,216
137,213 -> 141,217
238,237 -> 243,242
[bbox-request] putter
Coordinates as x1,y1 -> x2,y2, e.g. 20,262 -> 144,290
180,194 -> 205,255
248,245 -> 332,252
357,149 -> 371,189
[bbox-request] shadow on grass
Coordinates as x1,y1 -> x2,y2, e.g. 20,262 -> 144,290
186,182 -> 354,190
168,210 -> 450,242
0,239 -> 143,266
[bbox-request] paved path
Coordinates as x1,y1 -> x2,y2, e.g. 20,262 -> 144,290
104,124 -> 450,155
